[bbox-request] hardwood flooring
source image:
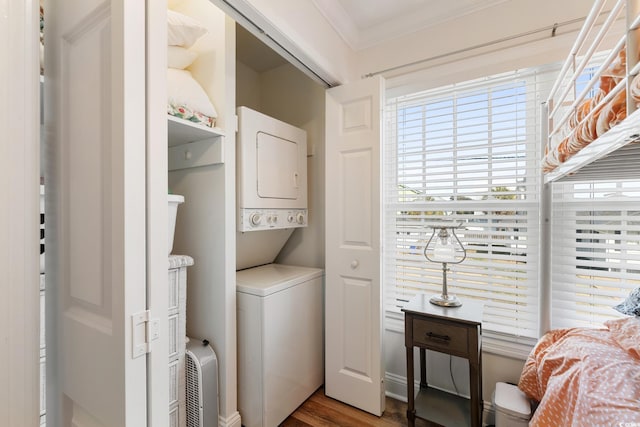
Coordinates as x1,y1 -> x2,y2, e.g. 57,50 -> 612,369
281,387 -> 434,427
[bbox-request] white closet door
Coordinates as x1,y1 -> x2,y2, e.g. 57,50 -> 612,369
325,76 -> 385,416
45,0 -> 149,425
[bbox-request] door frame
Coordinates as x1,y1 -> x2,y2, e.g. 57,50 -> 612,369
0,0 -> 41,424
146,1 -> 171,425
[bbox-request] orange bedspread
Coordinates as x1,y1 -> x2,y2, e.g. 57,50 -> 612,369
519,317 -> 640,427
542,48 -> 629,173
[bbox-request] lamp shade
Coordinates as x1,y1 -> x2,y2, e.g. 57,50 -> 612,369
424,227 -> 466,264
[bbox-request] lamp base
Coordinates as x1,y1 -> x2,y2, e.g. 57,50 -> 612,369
430,294 -> 462,307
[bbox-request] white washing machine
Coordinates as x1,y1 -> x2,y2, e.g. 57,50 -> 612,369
236,263 -> 324,427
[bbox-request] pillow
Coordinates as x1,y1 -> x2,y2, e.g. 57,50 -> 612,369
168,46 -> 197,69
613,287 -> 640,316
167,68 -> 217,119
167,10 -> 207,48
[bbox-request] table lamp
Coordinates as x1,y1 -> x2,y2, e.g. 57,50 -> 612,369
423,223 -> 466,307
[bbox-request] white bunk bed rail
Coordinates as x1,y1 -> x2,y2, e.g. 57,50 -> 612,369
543,0 -> 640,183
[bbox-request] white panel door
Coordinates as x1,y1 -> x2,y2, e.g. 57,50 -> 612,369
325,76 -> 385,416
45,0 -> 149,425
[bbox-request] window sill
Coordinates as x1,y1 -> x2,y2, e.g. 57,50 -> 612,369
385,311 -> 535,360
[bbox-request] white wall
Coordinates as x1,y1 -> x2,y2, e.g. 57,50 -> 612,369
357,0 -> 594,86
235,61 -> 261,111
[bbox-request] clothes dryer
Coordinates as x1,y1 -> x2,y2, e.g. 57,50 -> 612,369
235,107 -> 309,270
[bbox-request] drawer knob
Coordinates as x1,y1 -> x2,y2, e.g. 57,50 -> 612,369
426,332 -> 451,342
350,260 -> 359,269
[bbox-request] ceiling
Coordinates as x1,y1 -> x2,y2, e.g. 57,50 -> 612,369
312,0 -> 510,50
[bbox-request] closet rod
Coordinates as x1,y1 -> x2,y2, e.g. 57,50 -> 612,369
364,15 -> 599,78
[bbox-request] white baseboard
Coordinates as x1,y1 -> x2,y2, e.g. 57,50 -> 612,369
218,411 -> 242,427
385,372 -> 409,401
483,401 -> 495,426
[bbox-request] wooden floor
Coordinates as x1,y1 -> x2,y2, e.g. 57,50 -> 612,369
281,387 -> 434,427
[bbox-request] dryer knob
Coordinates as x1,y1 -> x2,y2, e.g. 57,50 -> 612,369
250,213 -> 262,226
296,212 -> 305,225
287,214 -> 295,223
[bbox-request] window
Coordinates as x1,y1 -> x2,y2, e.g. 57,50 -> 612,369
384,70 -> 548,338
551,180 -> 640,328
385,58 -> 637,340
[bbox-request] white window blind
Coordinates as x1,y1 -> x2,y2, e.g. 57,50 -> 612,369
551,180 -> 640,328
384,70 -> 553,338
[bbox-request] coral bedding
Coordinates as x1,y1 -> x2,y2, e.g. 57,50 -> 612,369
541,47 -> 640,173
518,317 -> 640,426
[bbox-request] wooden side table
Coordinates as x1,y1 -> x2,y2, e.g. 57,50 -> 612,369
402,295 -> 483,427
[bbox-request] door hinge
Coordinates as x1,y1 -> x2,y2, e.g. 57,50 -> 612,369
132,310 -> 160,359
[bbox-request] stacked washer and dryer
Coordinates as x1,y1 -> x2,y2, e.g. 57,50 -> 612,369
235,107 -> 323,427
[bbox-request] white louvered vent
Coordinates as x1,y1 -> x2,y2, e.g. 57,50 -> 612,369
185,338 -> 219,427
185,352 -> 202,427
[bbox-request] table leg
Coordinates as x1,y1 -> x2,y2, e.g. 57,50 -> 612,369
469,358 -> 482,427
406,344 -> 415,427
419,347 -> 427,389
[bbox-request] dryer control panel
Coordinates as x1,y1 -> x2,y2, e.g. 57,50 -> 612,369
239,208 -> 307,232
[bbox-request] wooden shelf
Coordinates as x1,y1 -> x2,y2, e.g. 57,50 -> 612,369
544,107 -> 640,183
167,115 -> 226,170
414,386 -> 471,427
167,115 -> 224,147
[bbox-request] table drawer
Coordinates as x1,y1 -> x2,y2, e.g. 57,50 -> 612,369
412,318 -> 469,355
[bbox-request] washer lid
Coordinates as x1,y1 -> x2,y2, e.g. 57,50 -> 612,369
236,263 -> 323,296
494,382 -> 531,418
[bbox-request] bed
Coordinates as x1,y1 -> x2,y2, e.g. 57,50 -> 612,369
525,1 -> 640,424
518,314 -> 640,426
542,0 -> 640,182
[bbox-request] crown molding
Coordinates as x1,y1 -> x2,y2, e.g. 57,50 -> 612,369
313,0 -> 511,51
311,0 -> 360,50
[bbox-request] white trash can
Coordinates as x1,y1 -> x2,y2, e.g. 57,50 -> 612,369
494,382 -> 531,427
168,194 -> 184,254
